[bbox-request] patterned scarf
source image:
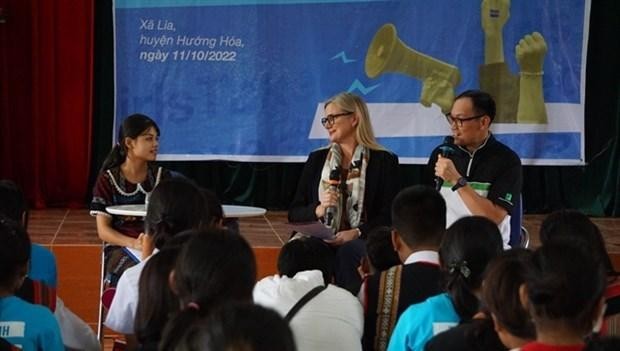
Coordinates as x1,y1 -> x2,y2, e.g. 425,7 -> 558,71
319,144 -> 369,233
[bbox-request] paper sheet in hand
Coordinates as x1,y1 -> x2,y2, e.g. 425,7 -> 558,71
287,221 -> 335,240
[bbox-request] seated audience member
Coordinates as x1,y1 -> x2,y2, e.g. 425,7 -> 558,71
0,180 -> 57,287
425,249 -> 536,351
519,243 -> 607,351
169,303 -> 296,351
200,188 -> 241,235
134,232 -> 192,350
160,229 -> 257,349
0,215 -> 63,350
388,216 -> 503,351
362,225 -> 401,275
539,209 -> 620,336
201,188 -> 224,226
362,185 -> 446,351
105,178 -> 211,348
253,235 -> 364,351
0,180 -> 99,350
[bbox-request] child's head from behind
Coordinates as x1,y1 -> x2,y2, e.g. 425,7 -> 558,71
365,226 -> 400,272
172,228 -> 256,309
278,235 -> 335,285
172,303 -> 296,351
0,179 -> 28,228
482,249 -> 536,348
540,209 -> 614,274
136,246 -> 183,346
0,215 -> 30,292
440,216 -> 503,320
145,178 -> 211,249
526,243 -> 607,338
160,229 -> 257,349
391,185 -> 446,250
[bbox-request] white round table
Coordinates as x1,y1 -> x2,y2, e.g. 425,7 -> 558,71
106,204 -> 266,218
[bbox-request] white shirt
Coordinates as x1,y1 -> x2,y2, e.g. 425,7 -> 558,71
440,186 -> 511,249
104,257 -> 149,334
358,250 -> 440,306
253,270 -> 364,351
403,250 -> 440,265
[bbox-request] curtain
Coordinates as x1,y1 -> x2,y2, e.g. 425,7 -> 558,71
0,0 -> 93,208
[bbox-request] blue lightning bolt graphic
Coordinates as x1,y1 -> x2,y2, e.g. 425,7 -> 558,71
347,79 -> 380,95
330,51 -> 356,64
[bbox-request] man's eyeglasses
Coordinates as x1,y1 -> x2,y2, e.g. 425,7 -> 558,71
321,112 -> 353,127
445,113 -> 486,127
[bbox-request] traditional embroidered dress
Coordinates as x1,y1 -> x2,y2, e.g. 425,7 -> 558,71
90,164 -> 168,286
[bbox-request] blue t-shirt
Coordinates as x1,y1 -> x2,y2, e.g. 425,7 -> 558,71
0,296 -> 63,351
387,293 -> 460,351
29,244 -> 58,287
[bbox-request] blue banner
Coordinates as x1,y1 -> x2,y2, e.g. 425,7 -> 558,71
114,0 -> 589,165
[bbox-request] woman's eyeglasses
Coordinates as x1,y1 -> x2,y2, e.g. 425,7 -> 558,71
321,112 -> 353,127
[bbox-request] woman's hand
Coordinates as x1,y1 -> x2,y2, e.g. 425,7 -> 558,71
315,188 -> 339,219
324,228 -> 359,246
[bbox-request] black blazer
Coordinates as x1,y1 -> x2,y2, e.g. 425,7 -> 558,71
288,147 -> 400,238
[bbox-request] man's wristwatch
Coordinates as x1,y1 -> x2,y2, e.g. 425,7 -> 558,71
451,177 -> 468,191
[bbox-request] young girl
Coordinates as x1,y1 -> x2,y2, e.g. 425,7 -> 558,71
173,303 -> 296,351
0,215 -> 63,350
159,229 -> 257,350
90,114 -> 170,286
425,249 -> 536,351
520,243 -> 607,351
539,210 -> 620,336
387,216 -> 504,351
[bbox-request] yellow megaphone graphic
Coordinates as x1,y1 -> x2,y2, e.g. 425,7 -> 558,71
365,23 -> 461,114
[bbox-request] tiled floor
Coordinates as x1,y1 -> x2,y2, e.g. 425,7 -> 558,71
27,209 -> 620,349
28,208 -> 620,256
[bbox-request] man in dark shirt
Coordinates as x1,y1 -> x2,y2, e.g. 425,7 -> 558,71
429,90 -> 522,247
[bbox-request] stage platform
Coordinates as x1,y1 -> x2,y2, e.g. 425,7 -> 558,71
27,209 -> 620,346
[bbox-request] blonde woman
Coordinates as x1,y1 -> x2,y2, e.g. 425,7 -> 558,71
288,92 -> 400,293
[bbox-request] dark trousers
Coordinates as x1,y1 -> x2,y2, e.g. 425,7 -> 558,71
334,238 -> 367,295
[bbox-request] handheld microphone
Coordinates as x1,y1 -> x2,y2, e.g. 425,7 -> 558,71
325,167 -> 341,227
435,136 -> 455,191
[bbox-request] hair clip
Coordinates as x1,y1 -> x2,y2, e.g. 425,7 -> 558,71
187,302 -> 200,310
448,260 -> 471,278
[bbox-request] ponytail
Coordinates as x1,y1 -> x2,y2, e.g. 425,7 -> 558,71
445,260 -> 479,320
99,143 -> 126,173
440,217 -> 503,321
159,307 -> 204,351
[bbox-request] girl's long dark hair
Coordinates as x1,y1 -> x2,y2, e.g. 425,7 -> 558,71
134,248 -> 180,349
159,229 -> 256,350
540,209 -> 617,276
99,113 -> 159,172
440,216 -> 503,321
